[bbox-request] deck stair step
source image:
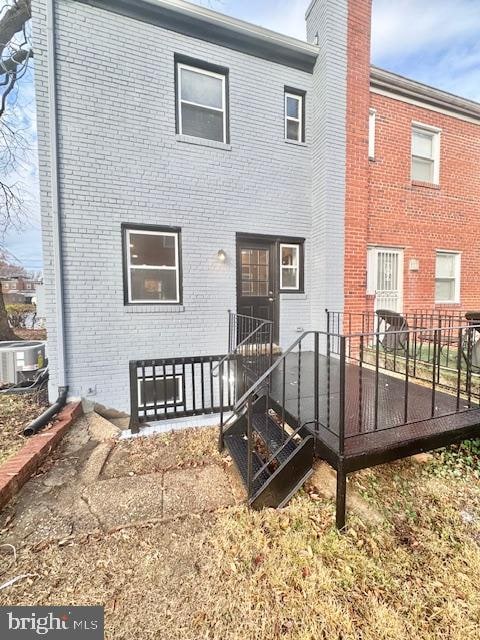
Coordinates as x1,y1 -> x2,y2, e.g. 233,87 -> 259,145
251,413 -> 297,464
224,432 -> 271,496
224,409 -> 315,509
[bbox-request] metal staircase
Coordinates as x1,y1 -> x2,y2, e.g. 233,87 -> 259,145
215,312 -> 314,509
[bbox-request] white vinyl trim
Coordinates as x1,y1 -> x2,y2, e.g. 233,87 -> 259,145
411,122 -> 441,185
435,250 -> 461,304
138,374 -> 183,408
126,228 -> 180,304
285,92 -> 303,142
368,109 -> 376,160
280,243 -> 300,290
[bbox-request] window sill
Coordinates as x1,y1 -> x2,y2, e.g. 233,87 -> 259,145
434,302 -> 460,306
284,139 -> 308,148
411,180 -> 440,190
176,134 -> 232,151
125,304 -> 186,314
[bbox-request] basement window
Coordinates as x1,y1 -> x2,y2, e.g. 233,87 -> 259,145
123,225 -> 181,304
435,251 -> 460,304
176,57 -> 228,143
139,376 -> 183,408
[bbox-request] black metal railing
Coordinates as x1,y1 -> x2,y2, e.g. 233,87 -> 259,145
129,354 -> 235,432
214,310 -> 274,385
220,319 -> 480,478
326,309 -> 474,371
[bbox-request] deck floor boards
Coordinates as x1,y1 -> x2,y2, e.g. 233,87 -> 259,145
270,351 -> 480,458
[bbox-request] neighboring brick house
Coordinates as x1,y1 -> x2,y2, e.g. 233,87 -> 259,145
347,67 -> 480,318
32,0 -> 479,415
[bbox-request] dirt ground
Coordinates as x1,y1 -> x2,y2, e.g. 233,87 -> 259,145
0,417 -> 480,640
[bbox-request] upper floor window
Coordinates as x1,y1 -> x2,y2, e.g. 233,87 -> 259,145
411,124 -> 440,184
368,109 -> 376,160
176,57 -> 228,143
285,89 -> 305,143
435,251 -> 460,304
123,225 -> 181,304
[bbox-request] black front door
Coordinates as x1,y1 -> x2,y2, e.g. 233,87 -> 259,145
236,236 -> 278,342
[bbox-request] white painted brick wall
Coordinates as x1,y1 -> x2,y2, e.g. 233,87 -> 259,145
32,0 -> 346,413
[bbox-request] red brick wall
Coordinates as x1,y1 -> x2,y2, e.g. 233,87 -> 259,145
366,93 -> 480,313
344,0 -> 372,330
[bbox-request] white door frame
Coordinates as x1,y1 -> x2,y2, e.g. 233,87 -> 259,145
367,246 -> 404,313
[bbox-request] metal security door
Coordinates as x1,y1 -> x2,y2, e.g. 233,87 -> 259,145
369,247 -> 403,312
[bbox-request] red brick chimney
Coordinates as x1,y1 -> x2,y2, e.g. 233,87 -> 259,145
344,0 -> 373,321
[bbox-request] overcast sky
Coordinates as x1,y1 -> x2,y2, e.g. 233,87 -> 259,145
4,0 -> 480,272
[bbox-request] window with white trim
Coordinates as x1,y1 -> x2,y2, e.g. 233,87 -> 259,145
139,375 -> 183,408
411,124 -> 440,184
124,227 -> 181,304
435,251 -> 460,303
285,91 -> 304,142
280,244 -> 300,290
177,61 -> 227,143
368,109 -> 376,160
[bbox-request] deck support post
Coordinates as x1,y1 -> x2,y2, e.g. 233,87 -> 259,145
336,461 -> 347,531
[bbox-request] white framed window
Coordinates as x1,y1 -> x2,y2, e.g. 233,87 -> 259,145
124,226 -> 181,304
285,91 -> 304,142
177,61 -> 227,143
368,109 -> 376,160
280,243 -> 300,290
411,123 -> 441,184
435,251 -> 460,304
138,375 -> 183,408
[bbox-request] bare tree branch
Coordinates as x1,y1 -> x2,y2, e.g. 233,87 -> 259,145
0,0 -> 31,59
0,47 -> 31,75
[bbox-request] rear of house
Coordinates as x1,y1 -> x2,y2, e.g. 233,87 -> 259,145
32,0 -> 357,412
32,0 -> 480,418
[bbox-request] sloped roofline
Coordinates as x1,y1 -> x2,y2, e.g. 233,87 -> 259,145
73,0 -> 319,72
371,66 -> 480,122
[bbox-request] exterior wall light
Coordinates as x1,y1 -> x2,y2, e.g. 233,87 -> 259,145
217,250 -> 227,262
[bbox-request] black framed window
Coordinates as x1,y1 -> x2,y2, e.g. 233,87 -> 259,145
284,87 -> 306,143
175,55 -> 229,143
279,241 -> 304,293
122,224 -> 182,304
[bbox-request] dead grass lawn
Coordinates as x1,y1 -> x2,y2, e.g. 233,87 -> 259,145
1,446 -> 480,640
102,426 -> 223,477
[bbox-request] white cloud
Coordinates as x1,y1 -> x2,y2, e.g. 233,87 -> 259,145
371,0 -> 480,100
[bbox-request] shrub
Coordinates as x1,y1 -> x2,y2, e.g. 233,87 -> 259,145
6,303 -> 36,329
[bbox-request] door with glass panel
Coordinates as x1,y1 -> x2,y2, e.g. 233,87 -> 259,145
236,238 -> 278,342
368,247 -> 404,313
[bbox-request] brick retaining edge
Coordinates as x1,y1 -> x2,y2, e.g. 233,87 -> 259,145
0,402 -> 83,512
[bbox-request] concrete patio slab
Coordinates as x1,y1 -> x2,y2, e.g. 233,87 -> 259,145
163,465 -> 236,518
82,473 -> 165,530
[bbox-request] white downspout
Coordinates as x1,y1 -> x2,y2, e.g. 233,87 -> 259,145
45,0 -> 67,392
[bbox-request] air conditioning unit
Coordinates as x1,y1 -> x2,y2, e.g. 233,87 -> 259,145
0,341 -> 47,386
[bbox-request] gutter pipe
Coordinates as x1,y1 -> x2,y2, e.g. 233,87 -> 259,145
45,0 -> 68,397
23,387 -> 68,436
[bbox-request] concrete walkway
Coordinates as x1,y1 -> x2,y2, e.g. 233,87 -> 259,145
0,414 -> 238,547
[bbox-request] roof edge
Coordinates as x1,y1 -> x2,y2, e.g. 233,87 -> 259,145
73,0 -> 318,73
371,66 -> 480,121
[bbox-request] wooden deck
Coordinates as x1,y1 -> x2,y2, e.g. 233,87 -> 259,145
270,351 -> 480,467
